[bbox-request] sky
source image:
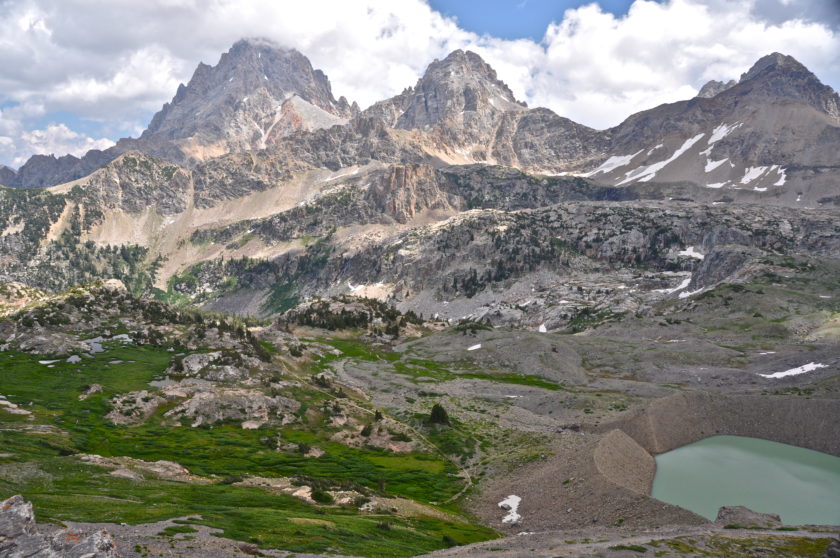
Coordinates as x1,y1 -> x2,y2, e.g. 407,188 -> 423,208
0,0 -> 839,169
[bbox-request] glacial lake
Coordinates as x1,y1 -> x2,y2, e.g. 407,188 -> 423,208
651,435 -> 840,525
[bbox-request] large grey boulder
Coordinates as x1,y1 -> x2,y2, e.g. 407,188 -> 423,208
0,495 -> 117,557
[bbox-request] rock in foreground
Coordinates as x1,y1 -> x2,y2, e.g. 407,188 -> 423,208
0,495 -> 117,558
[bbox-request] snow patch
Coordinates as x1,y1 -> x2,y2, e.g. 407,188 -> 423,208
467,344 -> 482,351
538,323 -> 547,333
678,288 -> 704,299
39,359 -> 60,365
706,182 -> 727,189
647,144 -> 664,155
759,362 -> 827,379
498,495 -> 522,524
678,246 -> 705,260
774,167 -> 787,186
585,150 -> 642,176
740,166 -> 769,184
655,275 -> 692,294
708,122 -> 742,145
705,158 -> 728,173
619,133 -> 705,185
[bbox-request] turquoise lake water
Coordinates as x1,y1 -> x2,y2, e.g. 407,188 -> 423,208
651,435 -> 840,525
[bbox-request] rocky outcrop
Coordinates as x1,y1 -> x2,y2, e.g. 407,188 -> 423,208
107,390 -> 167,425
367,164 -> 459,223
0,494 -> 117,557
825,534 -> 840,558
715,505 -> 782,528
163,387 -> 300,428
697,79 -> 736,98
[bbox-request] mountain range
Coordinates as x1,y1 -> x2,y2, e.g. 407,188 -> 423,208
3,39 -> 839,203
1,37 -> 839,558
0,38 -> 838,327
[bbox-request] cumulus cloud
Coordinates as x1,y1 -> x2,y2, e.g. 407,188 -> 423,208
0,0 -> 838,167
17,125 -> 114,163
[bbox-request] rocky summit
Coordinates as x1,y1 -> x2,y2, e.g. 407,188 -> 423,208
0,38 -> 839,558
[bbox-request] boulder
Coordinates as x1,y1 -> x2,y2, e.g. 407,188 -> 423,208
715,505 -> 782,528
0,494 -> 117,557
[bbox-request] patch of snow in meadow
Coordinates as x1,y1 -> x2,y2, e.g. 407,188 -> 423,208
467,344 -> 481,351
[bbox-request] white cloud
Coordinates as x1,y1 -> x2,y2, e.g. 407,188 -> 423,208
1,122 -> 114,167
0,0 -> 838,167
480,0 -> 840,128
19,124 -> 114,162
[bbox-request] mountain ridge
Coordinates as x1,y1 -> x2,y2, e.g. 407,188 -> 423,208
3,42 -> 837,193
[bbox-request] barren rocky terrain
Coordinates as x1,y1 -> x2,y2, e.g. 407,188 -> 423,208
1,38 -> 839,557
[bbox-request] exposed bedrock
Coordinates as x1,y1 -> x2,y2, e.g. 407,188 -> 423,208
606,391 -> 840,458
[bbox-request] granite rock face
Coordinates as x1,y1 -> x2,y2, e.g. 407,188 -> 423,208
825,534 -> 840,558
0,494 -> 118,558
140,38 -> 356,156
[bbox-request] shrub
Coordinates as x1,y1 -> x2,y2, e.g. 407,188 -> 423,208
429,403 -> 450,425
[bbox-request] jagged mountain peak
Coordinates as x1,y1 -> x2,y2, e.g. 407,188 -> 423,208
418,49 -> 523,105
384,49 -> 525,134
140,38 -> 356,153
739,52 -> 807,82
696,79 -> 737,99
732,51 -> 840,117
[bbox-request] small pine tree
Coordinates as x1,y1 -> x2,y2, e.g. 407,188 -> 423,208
429,403 -> 450,425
